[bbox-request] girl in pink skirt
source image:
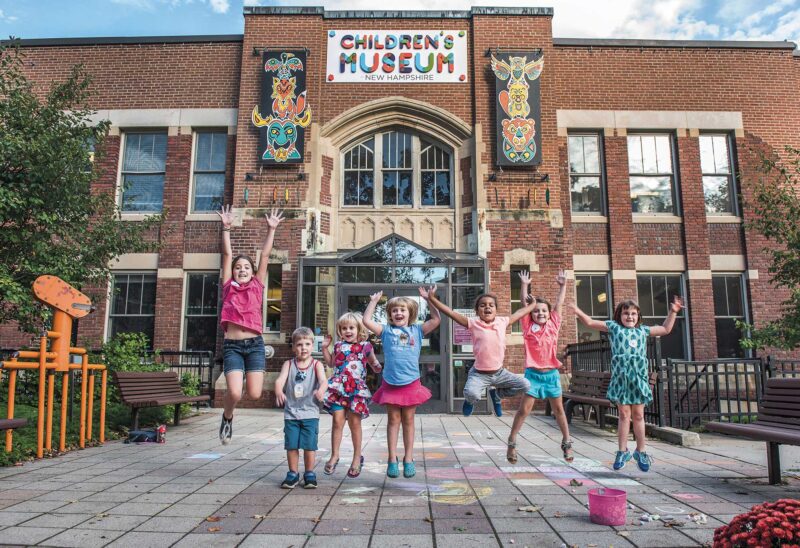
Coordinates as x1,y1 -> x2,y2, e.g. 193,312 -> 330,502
363,287 -> 440,478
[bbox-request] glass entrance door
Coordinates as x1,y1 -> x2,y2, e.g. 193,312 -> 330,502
339,288 -> 447,413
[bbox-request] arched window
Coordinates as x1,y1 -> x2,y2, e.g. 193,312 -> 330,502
342,129 -> 452,208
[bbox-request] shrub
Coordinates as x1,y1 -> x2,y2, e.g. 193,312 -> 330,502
713,498 -> 799,547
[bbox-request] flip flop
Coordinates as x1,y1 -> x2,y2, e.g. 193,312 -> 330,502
347,456 -> 365,478
323,458 -> 339,475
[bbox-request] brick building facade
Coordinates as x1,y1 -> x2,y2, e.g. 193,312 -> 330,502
2,7 -> 799,412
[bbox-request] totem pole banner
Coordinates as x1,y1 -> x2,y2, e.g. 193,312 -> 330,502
491,51 -> 543,166
252,50 -> 311,164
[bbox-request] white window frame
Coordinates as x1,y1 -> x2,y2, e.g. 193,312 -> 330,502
627,133 -> 680,216
700,133 -> 739,218
189,129 -> 228,214
118,130 -> 168,214
568,132 -> 606,216
340,129 -> 454,210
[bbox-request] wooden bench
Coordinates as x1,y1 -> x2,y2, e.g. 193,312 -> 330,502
706,377 -> 800,485
113,372 -> 210,430
564,370 -> 658,428
0,418 -> 28,431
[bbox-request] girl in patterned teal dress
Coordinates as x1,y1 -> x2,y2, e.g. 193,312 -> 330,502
573,296 -> 683,472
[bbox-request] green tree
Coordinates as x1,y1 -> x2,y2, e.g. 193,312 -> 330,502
0,42 -> 160,334
740,145 -> 800,350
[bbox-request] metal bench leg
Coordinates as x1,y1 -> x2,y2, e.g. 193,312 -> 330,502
598,406 -> 606,429
767,442 -> 781,485
131,408 -> 139,431
174,404 -> 181,426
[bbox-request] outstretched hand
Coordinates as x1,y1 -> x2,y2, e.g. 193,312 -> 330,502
418,285 -> 437,300
265,208 -> 285,230
670,295 -> 684,314
217,204 -> 234,228
518,270 -> 531,285
322,334 -> 333,348
369,291 -> 383,303
555,269 -> 567,286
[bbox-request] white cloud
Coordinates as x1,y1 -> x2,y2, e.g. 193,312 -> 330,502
209,0 -> 230,13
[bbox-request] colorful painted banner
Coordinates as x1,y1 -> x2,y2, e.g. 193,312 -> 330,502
252,50 -> 311,164
491,51 -> 543,166
326,30 -> 468,83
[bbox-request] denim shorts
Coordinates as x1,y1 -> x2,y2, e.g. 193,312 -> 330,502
223,336 -> 265,374
284,418 -> 319,451
525,368 -> 562,399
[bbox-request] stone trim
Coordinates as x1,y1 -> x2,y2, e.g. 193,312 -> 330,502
611,269 -> 637,280
710,255 -> 746,271
635,255 -> 686,271
688,269 -> 713,280
183,253 -> 221,270
87,108 -> 238,129
111,253 -> 159,270
501,249 -> 539,272
557,110 -> 743,131
573,255 -> 610,271
571,215 -> 608,224
157,268 -> 183,279
632,215 -> 683,224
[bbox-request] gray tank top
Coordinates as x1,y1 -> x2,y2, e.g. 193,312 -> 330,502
284,358 -> 321,420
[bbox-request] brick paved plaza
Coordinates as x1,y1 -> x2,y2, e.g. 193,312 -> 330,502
0,410 -> 798,547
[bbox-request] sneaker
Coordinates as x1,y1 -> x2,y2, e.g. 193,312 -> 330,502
387,458 -> 400,478
613,450 -> 632,471
303,471 -> 318,489
280,471 -> 300,489
219,414 -> 233,445
462,400 -> 474,417
633,450 -> 652,472
488,389 -> 503,417
403,460 -> 416,478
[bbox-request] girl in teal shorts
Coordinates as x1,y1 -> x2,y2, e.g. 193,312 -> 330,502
507,269 -> 573,464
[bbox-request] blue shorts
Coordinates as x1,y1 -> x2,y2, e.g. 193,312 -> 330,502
223,336 -> 265,374
525,368 -> 562,399
284,418 -> 319,451
327,403 -> 344,413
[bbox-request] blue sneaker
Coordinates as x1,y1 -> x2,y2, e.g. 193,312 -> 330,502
281,471 -> 300,489
612,450 -> 631,471
387,458 -> 399,478
462,400 -> 474,417
303,471 -> 318,489
633,450 -> 652,472
488,388 -> 503,417
403,460 -> 416,478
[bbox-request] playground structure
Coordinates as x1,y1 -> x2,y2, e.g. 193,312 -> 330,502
1,276 -> 107,458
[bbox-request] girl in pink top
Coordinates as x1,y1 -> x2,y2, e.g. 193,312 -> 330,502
427,288 -> 537,418
507,270 -> 573,464
217,205 -> 284,445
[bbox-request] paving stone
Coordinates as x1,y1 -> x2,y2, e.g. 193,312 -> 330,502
374,518 -> 433,534
430,502 -> 485,518
135,515 -> 205,532
157,503 -> 223,517
0,525 -> 62,544
252,517 -> 317,534
21,512 -> 91,529
560,530 -> 636,547
108,501 -> 171,516
305,534 -> 370,548
435,533 -> 500,548
616,529 -> 701,546
40,527 -> 128,547
192,515 -> 258,534
0,511 -> 40,526
498,532 -> 565,547
489,516 -> 553,533
682,526 -> 716,545
172,533 -> 246,547
323,503 -> 377,519
77,514 -> 151,530
312,518 -> 373,535
129,492 -> 188,504
106,531 -> 186,547
1,499 -> 69,513
238,534 -> 310,548
54,501 -> 117,514
544,515 -> 615,532
377,505 -> 431,519
433,517 -> 493,534
179,493 -> 236,505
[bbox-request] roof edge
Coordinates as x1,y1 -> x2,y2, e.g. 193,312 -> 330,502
243,6 -> 553,18
553,37 -> 797,50
5,35 -> 244,47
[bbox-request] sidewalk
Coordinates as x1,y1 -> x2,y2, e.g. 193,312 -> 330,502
0,409 -> 797,547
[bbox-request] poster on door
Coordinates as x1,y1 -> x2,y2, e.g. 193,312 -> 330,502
453,309 -> 475,346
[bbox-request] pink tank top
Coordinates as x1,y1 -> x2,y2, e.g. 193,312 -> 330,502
220,277 -> 264,335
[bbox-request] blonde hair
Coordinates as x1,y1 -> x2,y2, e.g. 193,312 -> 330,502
291,326 -> 315,344
386,296 -> 418,326
337,312 -> 369,342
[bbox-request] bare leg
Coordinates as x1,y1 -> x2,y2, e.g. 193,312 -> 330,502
386,405 -> 401,463
631,404 -> 646,452
401,406 -> 416,463
327,409 -> 346,469
549,397 -> 571,443
244,371 -> 264,400
223,371 -> 243,418
347,412 -> 363,469
287,449 -> 299,473
304,449 -> 316,472
509,395 -> 535,444
617,404 -> 631,451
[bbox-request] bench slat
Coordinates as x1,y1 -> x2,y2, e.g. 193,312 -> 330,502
0,418 -> 28,431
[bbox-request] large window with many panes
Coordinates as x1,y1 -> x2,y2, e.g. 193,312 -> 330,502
713,274 -> 748,358
628,134 -> 677,214
575,274 -> 611,342
109,273 -> 157,346
568,133 -> 605,214
637,274 -> 688,359
700,134 -> 737,216
342,130 -> 452,208
184,272 -> 219,352
191,131 -> 227,213
120,132 -> 167,213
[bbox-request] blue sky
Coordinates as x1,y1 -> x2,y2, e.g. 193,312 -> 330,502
1,0 -> 798,47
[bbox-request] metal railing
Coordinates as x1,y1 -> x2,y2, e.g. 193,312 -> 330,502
147,350 -> 215,398
766,357 -> 800,379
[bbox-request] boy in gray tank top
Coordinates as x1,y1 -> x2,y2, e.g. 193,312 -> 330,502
274,327 -> 328,488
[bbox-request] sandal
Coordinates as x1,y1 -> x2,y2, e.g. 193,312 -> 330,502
324,457 -> 339,475
347,456 -> 365,478
561,440 -> 574,463
507,439 -> 518,464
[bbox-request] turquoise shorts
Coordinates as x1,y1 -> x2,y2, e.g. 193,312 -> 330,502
525,368 -> 562,399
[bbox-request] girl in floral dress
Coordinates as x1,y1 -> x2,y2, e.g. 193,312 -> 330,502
321,312 -> 382,478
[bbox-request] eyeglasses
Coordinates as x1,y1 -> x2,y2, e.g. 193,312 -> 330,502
295,370 -> 307,383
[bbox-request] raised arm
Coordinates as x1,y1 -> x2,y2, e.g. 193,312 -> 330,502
426,289 -> 469,328
554,269 -> 567,317
649,296 -> 684,337
273,359 -> 291,407
217,205 -> 234,284
313,359 -> 328,401
571,304 -> 608,332
321,334 -> 333,367
518,270 -> 531,305
509,296 -> 538,325
418,286 -> 441,336
362,291 -> 384,336
255,208 -> 284,284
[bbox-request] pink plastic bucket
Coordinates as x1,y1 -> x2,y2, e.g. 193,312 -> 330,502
587,487 -> 627,526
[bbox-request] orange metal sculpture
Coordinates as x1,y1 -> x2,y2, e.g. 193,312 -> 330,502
1,276 -> 107,457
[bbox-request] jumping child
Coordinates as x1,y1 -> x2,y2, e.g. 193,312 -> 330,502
217,205 -> 284,444
427,288 -> 536,417
321,312 -> 383,478
573,296 -> 684,472
507,269 -> 573,464
274,327 -> 328,488
363,288 -> 440,479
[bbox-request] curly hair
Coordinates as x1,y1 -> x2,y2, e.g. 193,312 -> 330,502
337,312 -> 369,342
386,296 -> 418,326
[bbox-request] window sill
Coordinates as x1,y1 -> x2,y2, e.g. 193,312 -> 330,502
120,213 -> 158,221
632,215 -> 683,224
261,331 -> 284,344
707,216 -> 742,224
571,215 -> 608,224
185,213 -> 219,222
